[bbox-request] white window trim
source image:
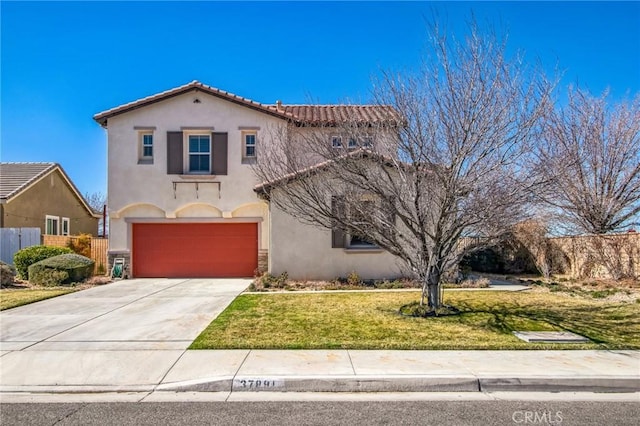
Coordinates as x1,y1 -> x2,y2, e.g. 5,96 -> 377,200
61,217 -> 70,236
183,131 -> 212,174
331,135 -> 343,148
361,136 -> 374,148
45,215 -> 60,235
138,131 -> 154,163
242,130 -> 257,159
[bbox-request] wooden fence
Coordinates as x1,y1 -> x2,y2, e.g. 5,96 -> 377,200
42,235 -> 109,275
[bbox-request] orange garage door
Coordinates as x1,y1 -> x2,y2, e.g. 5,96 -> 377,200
132,223 -> 258,278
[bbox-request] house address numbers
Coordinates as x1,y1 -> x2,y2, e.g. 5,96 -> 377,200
233,378 -> 284,390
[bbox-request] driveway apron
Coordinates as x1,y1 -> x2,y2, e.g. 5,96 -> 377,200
0,279 -> 249,389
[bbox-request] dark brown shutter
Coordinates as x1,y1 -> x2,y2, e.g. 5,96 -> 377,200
167,131 -> 183,174
212,132 -> 228,175
331,196 -> 346,248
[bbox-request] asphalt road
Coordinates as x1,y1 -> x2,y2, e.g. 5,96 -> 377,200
1,401 -> 638,426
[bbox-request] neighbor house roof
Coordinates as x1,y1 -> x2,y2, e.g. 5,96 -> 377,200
93,80 -> 400,127
0,162 -> 100,217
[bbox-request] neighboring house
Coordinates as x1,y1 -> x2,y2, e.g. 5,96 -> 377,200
0,162 -> 100,236
94,80 -> 402,279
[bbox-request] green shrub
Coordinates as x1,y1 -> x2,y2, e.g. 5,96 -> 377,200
28,253 -> 94,285
1,261 -> 17,286
13,245 -> 73,279
30,269 -> 70,287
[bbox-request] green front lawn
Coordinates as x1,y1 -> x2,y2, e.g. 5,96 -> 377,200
0,288 -> 77,311
191,290 -> 640,350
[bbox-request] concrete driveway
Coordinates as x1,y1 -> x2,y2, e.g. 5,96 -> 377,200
0,278 -> 250,351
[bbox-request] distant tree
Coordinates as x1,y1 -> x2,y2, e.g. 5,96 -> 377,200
84,191 -> 106,213
84,191 -> 107,237
535,88 -> 640,234
254,20 -> 552,311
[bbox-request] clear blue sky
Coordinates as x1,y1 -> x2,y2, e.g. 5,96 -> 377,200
2,1 -> 639,197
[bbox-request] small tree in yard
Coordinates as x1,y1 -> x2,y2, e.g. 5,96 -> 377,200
254,21 -> 552,311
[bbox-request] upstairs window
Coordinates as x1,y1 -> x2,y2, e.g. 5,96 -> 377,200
188,134 -> 211,173
361,137 -> 373,148
348,138 -> 358,149
331,136 -> 343,148
136,128 -> 155,164
142,134 -> 153,158
244,132 -> 257,158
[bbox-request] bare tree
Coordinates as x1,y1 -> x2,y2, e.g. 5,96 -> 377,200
255,21 -> 551,311
535,88 -> 640,234
84,191 -> 106,213
84,191 -> 107,237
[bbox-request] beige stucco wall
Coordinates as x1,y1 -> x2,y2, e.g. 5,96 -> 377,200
2,170 -> 98,236
106,91 -> 279,254
269,198 -> 407,280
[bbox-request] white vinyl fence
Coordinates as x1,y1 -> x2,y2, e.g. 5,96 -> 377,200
0,228 -> 41,264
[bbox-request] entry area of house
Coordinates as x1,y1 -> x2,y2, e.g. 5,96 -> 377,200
132,222 -> 258,278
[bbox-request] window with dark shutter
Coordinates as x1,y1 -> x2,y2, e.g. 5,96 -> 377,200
331,196 -> 346,248
212,132 -> 228,175
167,131 -> 184,174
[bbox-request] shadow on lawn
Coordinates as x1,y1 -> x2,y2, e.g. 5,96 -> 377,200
453,299 -> 640,347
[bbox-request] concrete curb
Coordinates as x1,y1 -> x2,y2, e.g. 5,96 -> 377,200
478,377 -> 640,393
6,376 -> 636,394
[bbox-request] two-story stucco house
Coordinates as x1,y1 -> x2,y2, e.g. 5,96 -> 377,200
94,81 -> 405,280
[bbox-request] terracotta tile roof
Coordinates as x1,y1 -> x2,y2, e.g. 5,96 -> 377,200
0,162 -> 100,216
94,80 -> 400,127
273,105 -> 400,126
0,162 -> 57,200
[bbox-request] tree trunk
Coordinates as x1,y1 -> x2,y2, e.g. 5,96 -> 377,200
420,267 -> 442,309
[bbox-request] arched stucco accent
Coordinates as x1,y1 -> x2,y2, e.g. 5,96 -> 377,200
114,203 -> 166,219
231,201 -> 268,217
173,202 -> 223,218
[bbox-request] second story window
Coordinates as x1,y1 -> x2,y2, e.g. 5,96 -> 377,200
142,134 -> 153,158
188,134 -> 211,173
332,136 -> 342,148
136,127 -> 156,164
244,132 -> 256,158
348,138 -> 358,149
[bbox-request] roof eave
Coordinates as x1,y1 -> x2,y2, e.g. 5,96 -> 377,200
93,83 -> 294,128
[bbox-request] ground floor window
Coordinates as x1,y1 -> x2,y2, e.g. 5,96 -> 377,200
46,215 -> 59,235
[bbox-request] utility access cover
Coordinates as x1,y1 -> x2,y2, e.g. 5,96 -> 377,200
513,331 -> 590,343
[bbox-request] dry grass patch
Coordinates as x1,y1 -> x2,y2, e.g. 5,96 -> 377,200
191,290 -> 639,350
0,288 -> 77,310
0,276 -> 112,311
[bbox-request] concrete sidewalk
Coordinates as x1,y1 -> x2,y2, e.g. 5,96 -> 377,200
1,349 -> 638,394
